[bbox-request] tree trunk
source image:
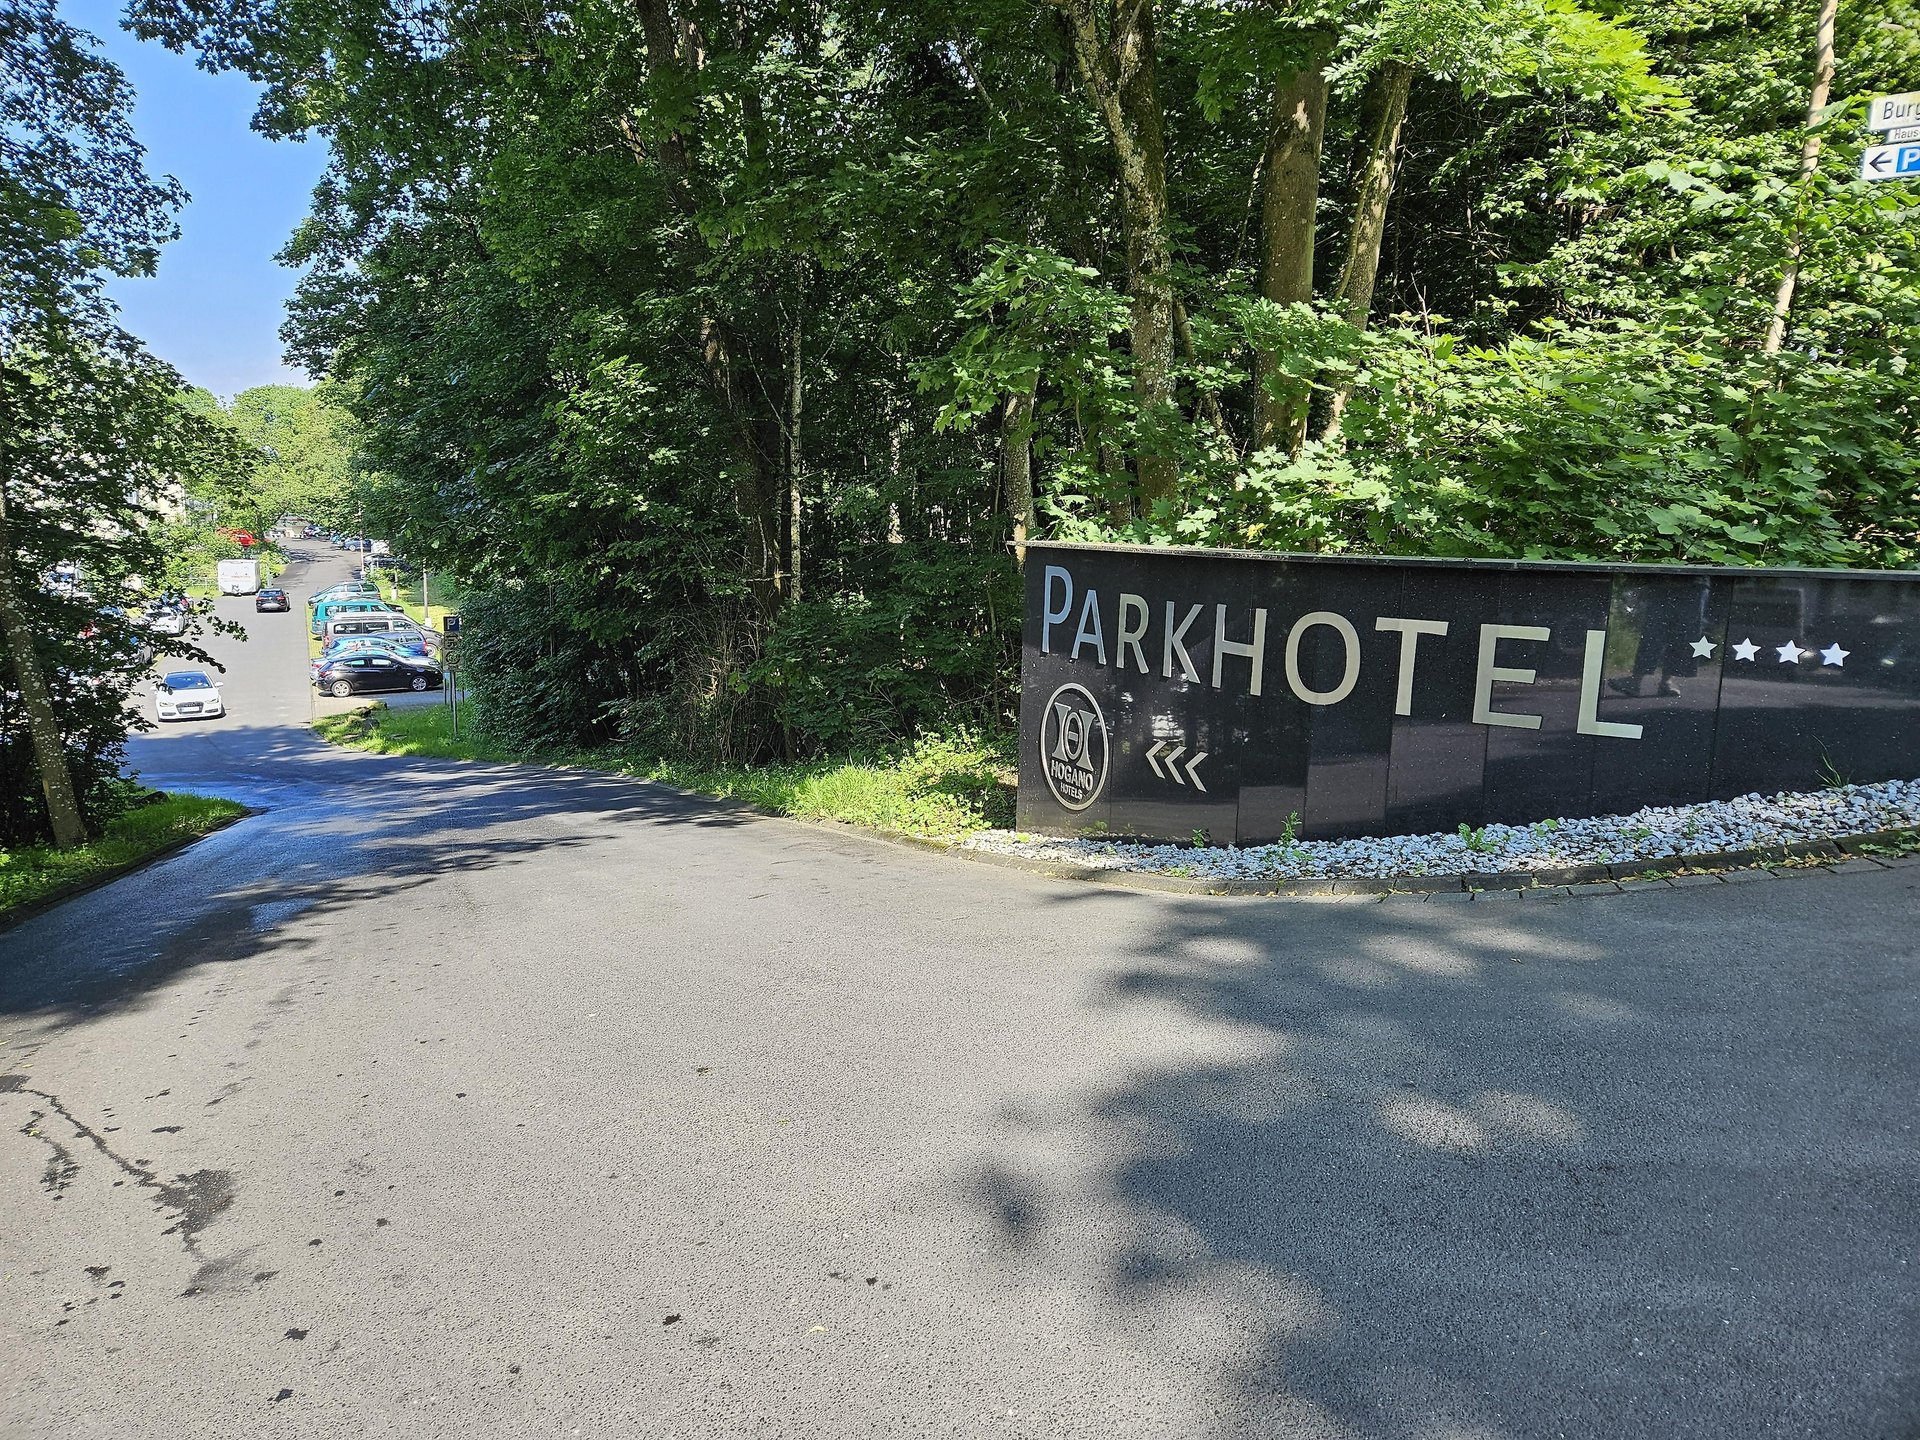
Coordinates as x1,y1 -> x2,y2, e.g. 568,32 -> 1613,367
1054,0 -> 1179,509
1000,372 -> 1040,566
1763,0 -> 1838,355
699,316 -> 784,613
784,288 -> 803,604
628,0 -> 784,615
0,405 -> 87,850
1330,60 -> 1413,329
1321,58 -> 1414,440
1253,33 -> 1332,453
1174,299 -> 1228,440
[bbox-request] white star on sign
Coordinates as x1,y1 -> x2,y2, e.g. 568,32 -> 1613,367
1731,638 -> 1759,661
1820,642 -> 1849,667
1689,635 -> 1716,659
1776,640 -> 1807,664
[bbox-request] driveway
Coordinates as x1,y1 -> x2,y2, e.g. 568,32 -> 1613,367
1,547 -> 1914,1439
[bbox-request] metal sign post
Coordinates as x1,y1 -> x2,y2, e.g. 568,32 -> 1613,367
442,614 -> 463,738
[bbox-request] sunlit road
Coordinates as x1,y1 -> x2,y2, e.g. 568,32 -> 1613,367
1,547 -> 1915,1440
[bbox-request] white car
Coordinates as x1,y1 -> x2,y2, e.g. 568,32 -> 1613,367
144,607 -> 187,637
154,670 -> 225,722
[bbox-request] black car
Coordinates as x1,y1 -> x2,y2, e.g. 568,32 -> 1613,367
255,587 -> 291,612
315,653 -> 444,697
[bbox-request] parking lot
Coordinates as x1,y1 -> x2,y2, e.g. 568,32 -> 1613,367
150,545 -> 464,725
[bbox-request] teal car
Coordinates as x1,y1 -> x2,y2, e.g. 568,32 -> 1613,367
311,596 -> 404,636
305,581 -> 378,612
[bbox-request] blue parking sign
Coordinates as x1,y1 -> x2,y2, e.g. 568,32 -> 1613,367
1861,143 -> 1920,181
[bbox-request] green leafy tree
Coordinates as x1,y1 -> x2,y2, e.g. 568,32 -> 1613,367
203,383 -> 359,528
1,0 -> 239,847
129,0 -> 1920,765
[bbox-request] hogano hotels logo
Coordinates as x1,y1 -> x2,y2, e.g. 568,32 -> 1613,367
1040,683 -> 1109,810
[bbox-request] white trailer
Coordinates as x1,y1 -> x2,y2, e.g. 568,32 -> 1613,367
217,558 -> 261,595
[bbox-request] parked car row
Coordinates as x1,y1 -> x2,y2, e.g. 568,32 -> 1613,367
141,564 -> 446,724
141,596 -> 190,636
303,579 -> 446,697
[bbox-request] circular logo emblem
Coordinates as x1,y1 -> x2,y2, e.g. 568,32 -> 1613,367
1040,683 -> 1109,811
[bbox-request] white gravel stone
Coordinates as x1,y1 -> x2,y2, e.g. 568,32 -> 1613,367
960,778 -> 1920,881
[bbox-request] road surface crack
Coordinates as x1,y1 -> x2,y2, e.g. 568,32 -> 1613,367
2,1073 -> 236,1264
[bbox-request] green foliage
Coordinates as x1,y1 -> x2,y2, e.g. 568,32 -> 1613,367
0,0 -> 181,331
1,0 -> 246,846
0,791 -> 247,917
1458,822 -> 1500,854
133,0 -> 1920,780
317,702 -> 1016,837
192,384 -> 360,530
635,732 -> 1013,838
1239,318 -> 1919,566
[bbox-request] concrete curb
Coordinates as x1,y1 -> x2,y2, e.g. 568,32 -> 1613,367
0,807 -> 255,934
893,827 -> 1920,902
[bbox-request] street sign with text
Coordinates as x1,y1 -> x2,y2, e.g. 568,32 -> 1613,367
1017,544 -> 1920,844
1869,92 -> 1920,131
1888,125 -> 1920,144
1861,143 -> 1920,182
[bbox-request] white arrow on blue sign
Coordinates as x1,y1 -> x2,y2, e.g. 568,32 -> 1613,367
1861,143 -> 1920,182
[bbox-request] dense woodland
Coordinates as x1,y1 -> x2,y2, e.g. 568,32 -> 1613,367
142,0 -> 1916,759
5,0 -> 1920,839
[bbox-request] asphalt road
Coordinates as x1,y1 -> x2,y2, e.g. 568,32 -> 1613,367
1,547 -> 1915,1440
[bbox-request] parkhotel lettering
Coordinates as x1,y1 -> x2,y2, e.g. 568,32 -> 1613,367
1019,542 -> 1920,842
1040,564 -> 1642,740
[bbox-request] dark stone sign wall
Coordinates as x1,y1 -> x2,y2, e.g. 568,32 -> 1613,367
1017,542 -> 1920,844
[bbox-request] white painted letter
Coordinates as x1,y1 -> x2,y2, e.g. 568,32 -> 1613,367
1212,606 -> 1268,696
1473,625 -> 1549,730
1374,617 -> 1449,717
1117,594 -> 1150,674
1163,603 -> 1204,683
1071,589 -> 1107,665
1041,566 -> 1072,654
1284,611 -> 1361,706
1577,629 -> 1643,739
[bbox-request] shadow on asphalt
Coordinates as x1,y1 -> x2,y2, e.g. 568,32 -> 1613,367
971,885 -> 1916,1438
6,658 -> 1913,1435
0,718 -> 753,1021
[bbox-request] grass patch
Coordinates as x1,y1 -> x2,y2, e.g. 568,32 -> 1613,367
315,702 -> 1015,838
1852,827 -> 1920,858
314,702 -> 513,765
0,793 -> 248,920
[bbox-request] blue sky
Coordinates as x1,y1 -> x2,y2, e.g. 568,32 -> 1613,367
63,0 -> 329,398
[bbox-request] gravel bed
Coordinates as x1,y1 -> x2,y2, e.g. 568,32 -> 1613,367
961,778 -> 1920,881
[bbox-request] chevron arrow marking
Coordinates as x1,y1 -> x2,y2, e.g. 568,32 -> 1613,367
1185,751 -> 1208,792
1163,744 -> 1186,784
1145,740 -> 1169,779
